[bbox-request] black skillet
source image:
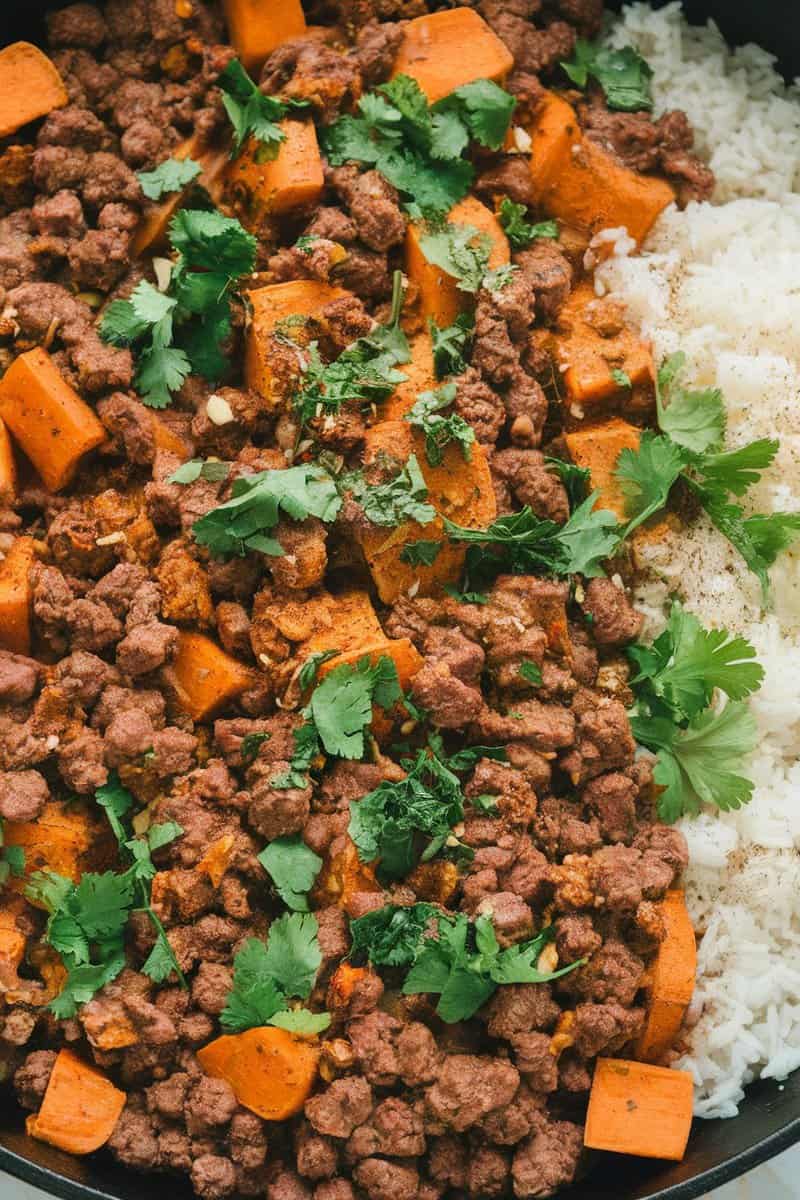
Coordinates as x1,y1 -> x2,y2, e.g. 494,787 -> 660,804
1,1 -> 799,1197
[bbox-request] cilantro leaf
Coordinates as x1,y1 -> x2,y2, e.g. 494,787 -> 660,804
298,649 -> 340,693
218,58 -> 305,156
519,661 -> 543,686
429,313 -> 474,379
258,835 -> 323,912
169,209 -> 257,278
168,459 -> 230,485
400,539 -> 442,567
406,382 -> 475,467
655,352 -> 725,455
349,903 -> 439,968
633,701 -> 758,822
135,344 -> 191,409
269,1009 -> 331,1035
263,912 -> 323,999
557,494 -> 622,576
419,223 -> 492,294
611,368 -> 632,389
349,747 -> 467,882
697,439 -> 779,499
498,198 -> 559,249
310,655 -> 401,761
137,156 -> 202,200
432,79 -> 516,151
191,464 -> 342,558
343,454 -> 436,528
545,456 -> 590,511
616,432 -> 688,533
95,773 -> 133,845
562,41 -> 653,111
220,914 -> 328,1034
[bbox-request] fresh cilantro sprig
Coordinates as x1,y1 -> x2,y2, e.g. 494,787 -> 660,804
614,354 -> 800,594
26,777 -> 185,1016
445,495 -> 622,589
349,746 -> 471,882
275,655 -> 403,788
498,198 -> 558,249
350,903 -> 439,968
190,464 -> 342,558
627,602 -> 763,822
292,270 -> 410,428
258,835 -> 322,912
342,453 -> 437,528
219,58 -> 308,156
429,313 -> 474,379
406,382 -> 475,467
322,74 -> 515,218
562,41 -> 653,111
419,222 -> 517,297
380,908 -> 584,1022
101,208 -> 256,407
220,913 -> 330,1035
137,156 -> 202,201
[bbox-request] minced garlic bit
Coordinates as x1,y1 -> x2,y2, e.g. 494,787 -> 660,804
512,125 -> 532,153
95,530 -> 126,546
152,257 -> 173,292
206,393 -> 236,425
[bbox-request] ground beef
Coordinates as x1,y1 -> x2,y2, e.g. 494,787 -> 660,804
582,578 -> 643,646
511,1120 -> 583,1197
425,1055 -> 520,1132
14,1051 -> 57,1110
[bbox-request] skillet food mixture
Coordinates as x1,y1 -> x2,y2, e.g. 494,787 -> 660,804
0,0 -> 798,1196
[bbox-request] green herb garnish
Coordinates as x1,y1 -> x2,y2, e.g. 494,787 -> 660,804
219,58 -> 308,157
137,156 -> 202,200
406,382 -> 475,467
562,41 -> 653,111
498,198 -> 559,249
258,835 -> 322,912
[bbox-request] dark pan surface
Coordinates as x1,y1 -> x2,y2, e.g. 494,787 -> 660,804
1,1 -> 799,1197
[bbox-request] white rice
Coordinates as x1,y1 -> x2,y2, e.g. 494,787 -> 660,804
596,2 -> 800,1117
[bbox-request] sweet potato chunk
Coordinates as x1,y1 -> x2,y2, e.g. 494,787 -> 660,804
526,92 -> 674,244
26,1049 -> 126,1156
0,417 -> 17,503
245,280 -> 348,403
0,536 -> 36,655
4,802 -> 104,893
636,890 -> 697,1064
227,120 -> 324,227
584,1058 -> 693,1162
405,195 -> 510,328
380,332 -> 436,420
564,418 -> 641,520
198,1027 -> 319,1120
315,838 -> 382,917
222,0 -> 307,74
392,8 -> 513,104
553,280 -> 654,415
170,631 -> 259,721
0,43 -> 68,138
0,348 -> 106,492
357,419 -> 496,604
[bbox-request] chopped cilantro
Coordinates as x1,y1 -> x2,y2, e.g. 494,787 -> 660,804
406,382 -> 475,467
429,313 -> 474,379
0,824 -> 24,885
611,368 -> 632,389
343,453 -> 437,528
219,58 -> 308,157
400,539 -> 442,567
240,731 -> 270,764
498,198 -> 559,249
137,156 -> 202,201
350,903 -> 439,968
322,74 -> 514,218
349,746 -> 469,882
562,41 -> 653,111
100,208 -> 256,408
519,660 -> 543,686
401,911 -> 584,1022
167,459 -> 230,485
191,464 -> 342,558
545,456 -> 591,511
298,649 -> 341,692
655,352 -> 725,455
258,835 -> 322,912
220,913 -> 329,1035
419,222 -> 492,294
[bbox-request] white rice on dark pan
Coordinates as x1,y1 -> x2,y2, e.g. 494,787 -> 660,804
599,1 -> 800,1119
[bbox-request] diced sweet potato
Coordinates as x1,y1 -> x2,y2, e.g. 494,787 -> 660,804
196,833 -> 236,889
357,419 -> 496,604
0,416 -> 17,503
392,8 -> 513,104
245,280 -> 349,403
0,348 -> 106,492
170,631 -> 259,721
198,1027 -> 319,1121
636,890 -> 697,1064
405,195 -> 510,328
226,120 -> 324,227
298,589 -> 385,660
4,802 -> 104,895
26,1049 -> 126,1156
380,332 -> 436,421
151,414 -> 191,461
222,0 -> 307,74
584,1058 -> 693,1162
131,134 -> 228,257
526,92 -> 674,245
0,535 -> 36,655
315,838 -> 382,917
553,280 -> 654,415
0,895 -> 27,989
564,418 -> 641,520
0,43 -> 68,139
